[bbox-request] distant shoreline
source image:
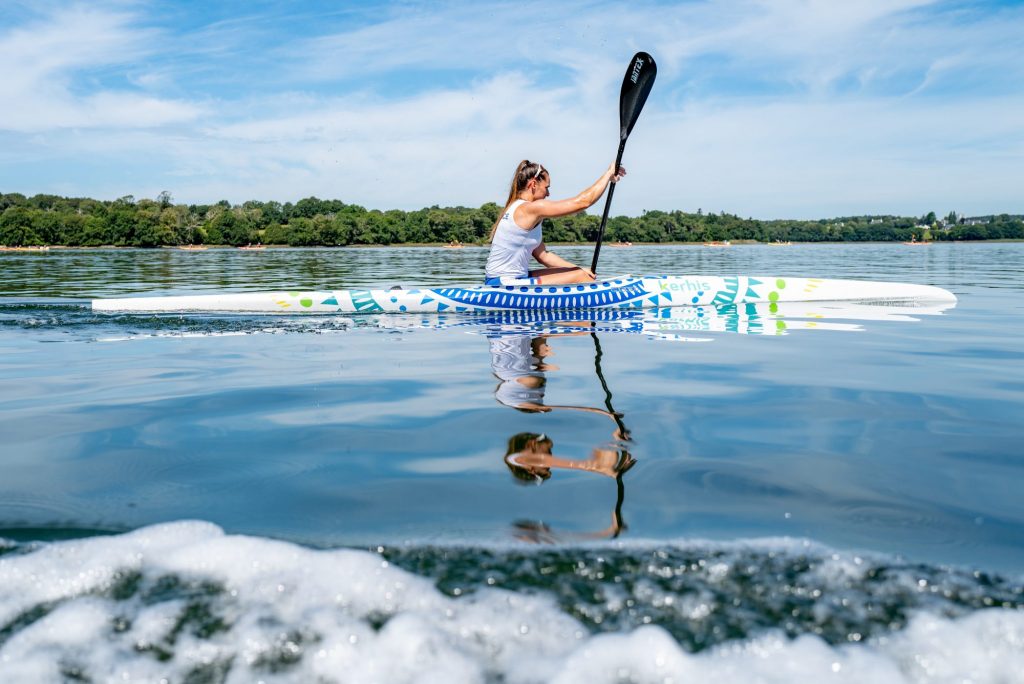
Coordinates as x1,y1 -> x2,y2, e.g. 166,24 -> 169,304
4,239 -> 1023,251
4,192 -> 1021,248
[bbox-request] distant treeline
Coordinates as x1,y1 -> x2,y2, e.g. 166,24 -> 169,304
1,192 -> 1022,247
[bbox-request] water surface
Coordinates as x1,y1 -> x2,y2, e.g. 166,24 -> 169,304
1,244 -> 1022,682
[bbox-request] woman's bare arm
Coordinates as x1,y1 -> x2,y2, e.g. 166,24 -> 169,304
516,163 -> 625,226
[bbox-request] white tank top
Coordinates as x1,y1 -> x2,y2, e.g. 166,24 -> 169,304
485,200 -> 543,278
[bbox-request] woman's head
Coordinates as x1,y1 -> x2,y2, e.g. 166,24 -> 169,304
507,160 -> 548,200
503,432 -> 554,484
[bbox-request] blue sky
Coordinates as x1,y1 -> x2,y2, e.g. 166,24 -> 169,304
1,0 -> 1022,218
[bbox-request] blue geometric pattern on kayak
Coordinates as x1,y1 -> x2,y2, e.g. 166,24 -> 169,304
429,278 -> 649,310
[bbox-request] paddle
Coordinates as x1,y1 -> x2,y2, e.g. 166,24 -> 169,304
590,51 -> 657,275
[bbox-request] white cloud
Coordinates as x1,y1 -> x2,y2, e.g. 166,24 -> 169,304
1,0 -> 1022,217
0,5 -> 203,131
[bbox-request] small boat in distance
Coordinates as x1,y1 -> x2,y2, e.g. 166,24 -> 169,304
0,245 -> 50,252
767,240 -> 792,246
238,244 -> 265,250
703,240 -> 731,247
178,245 -> 209,251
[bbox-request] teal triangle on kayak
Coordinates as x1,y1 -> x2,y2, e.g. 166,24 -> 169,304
661,291 -> 673,302
437,303 -> 449,311
320,296 -> 338,306
455,306 -> 468,312
713,277 -> 740,305
421,296 -> 434,304
350,290 -> 384,313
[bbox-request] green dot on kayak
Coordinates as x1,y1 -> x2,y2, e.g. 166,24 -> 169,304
769,291 -> 780,302
776,279 -> 786,289
769,302 -> 778,314
300,298 -> 313,307
777,320 -> 787,331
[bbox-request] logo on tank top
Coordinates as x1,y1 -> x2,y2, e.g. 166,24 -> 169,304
631,56 -> 645,84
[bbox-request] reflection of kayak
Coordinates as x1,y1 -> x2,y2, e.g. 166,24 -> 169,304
378,299 -> 956,341
633,300 -> 952,340
92,275 -> 956,313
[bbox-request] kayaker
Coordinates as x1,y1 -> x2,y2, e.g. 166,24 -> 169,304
484,160 -> 626,286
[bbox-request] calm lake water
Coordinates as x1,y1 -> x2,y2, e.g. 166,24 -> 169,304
1,244 -> 1022,682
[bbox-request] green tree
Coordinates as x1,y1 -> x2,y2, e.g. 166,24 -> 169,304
0,206 -> 42,246
285,217 -> 321,246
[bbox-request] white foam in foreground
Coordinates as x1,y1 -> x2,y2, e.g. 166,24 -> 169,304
1,522 -> 1021,683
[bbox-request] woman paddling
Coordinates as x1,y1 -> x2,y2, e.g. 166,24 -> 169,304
484,160 -> 625,286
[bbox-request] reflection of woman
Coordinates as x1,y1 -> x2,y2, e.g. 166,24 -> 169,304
490,335 -> 552,412
503,432 -> 635,484
503,432 -> 635,542
489,331 -> 630,438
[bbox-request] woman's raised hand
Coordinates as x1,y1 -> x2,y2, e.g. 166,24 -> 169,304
608,163 -> 627,183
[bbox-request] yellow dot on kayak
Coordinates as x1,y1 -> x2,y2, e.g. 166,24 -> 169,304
769,291 -> 780,302
776,279 -> 786,289
300,298 -> 313,307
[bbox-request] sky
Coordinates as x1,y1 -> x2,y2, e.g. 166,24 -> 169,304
1,0 -> 1022,219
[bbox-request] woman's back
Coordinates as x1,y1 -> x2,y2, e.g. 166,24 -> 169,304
485,199 -> 543,279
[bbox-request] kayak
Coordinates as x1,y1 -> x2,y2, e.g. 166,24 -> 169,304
91,275 -> 956,314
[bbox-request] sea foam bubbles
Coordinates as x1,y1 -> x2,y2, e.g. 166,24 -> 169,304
1,522 -> 1022,683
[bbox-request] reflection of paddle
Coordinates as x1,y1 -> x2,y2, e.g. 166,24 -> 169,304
611,473 -> 628,538
504,331 -> 635,542
591,52 -> 657,275
591,332 -> 631,441
593,329 -> 632,540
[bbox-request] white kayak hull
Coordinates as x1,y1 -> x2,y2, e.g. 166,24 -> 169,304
92,275 -> 956,314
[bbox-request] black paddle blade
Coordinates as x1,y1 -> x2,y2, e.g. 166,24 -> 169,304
619,52 -> 657,140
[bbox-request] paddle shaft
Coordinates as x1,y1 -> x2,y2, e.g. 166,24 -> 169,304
590,138 -> 627,274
